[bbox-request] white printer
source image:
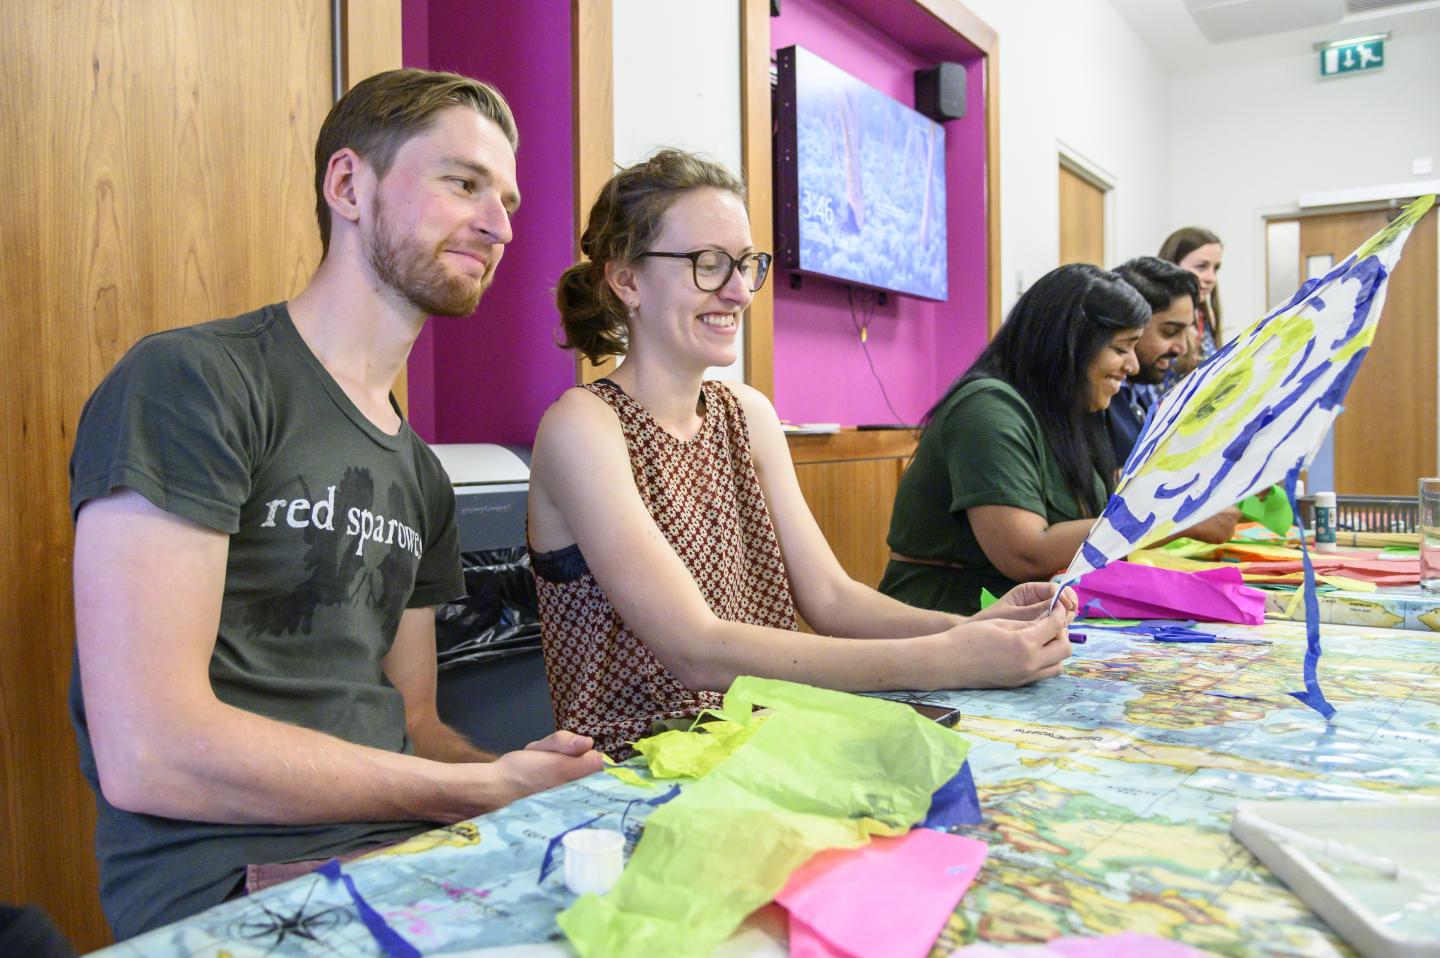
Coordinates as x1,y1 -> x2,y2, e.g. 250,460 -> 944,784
430,443 -> 531,552
428,442 -> 555,752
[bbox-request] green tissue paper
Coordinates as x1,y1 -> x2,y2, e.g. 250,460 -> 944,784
558,676 -> 970,958
1239,484 -> 1295,536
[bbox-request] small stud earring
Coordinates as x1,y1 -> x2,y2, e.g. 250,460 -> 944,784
627,302 -> 638,319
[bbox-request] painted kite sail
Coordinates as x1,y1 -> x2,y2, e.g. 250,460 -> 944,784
1060,193 -> 1434,718
1065,193 -> 1435,583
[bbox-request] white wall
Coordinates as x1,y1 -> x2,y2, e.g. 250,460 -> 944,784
613,0 -> 745,381
957,0 -> 1176,315
1169,27 -> 1440,328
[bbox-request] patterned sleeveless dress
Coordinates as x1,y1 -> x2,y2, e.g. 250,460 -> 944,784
532,379 -> 798,756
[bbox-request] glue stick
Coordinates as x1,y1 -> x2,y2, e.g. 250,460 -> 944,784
1314,491 -> 1337,552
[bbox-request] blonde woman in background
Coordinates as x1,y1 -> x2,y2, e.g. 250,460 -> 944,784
1158,226 -> 1224,378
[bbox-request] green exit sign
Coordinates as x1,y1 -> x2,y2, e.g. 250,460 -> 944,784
1319,36 -> 1386,77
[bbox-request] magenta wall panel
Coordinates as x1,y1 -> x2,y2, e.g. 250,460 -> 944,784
403,0 -> 577,445
771,0 -> 991,426
400,0 -> 992,439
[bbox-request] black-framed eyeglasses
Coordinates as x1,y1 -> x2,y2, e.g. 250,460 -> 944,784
638,249 -> 772,293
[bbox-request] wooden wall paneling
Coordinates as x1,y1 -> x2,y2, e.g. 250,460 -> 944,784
340,0 -> 402,90
573,0 -> 618,385
788,431 -> 918,590
794,457 -> 908,589
0,1 -> 366,947
339,0 -> 407,410
740,0 -> 775,399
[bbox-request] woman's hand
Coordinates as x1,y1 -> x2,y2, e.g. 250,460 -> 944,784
934,602 -> 1074,688
970,581 -> 1078,623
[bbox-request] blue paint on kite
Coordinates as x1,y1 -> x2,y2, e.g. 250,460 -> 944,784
1280,339 -> 1315,388
1334,257 -> 1386,346
1154,476 -> 1199,499
1106,494 -> 1157,543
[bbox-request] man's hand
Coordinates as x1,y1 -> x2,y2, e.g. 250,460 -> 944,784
1181,506 -> 1241,544
488,734 -> 604,806
524,730 -> 600,757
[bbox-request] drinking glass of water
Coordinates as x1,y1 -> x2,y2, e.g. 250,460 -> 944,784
1422,478 -> 1440,592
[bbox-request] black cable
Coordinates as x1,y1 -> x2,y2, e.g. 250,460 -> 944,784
846,286 -> 913,428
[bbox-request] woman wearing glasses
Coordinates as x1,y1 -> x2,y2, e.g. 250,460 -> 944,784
525,150 -> 1075,756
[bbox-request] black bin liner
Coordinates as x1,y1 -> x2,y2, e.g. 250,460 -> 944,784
435,548 -> 542,669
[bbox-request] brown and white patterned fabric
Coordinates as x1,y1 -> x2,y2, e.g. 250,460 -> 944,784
532,379 -> 798,757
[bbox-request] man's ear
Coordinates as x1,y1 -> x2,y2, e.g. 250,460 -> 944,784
604,259 -> 639,309
322,148 -> 368,230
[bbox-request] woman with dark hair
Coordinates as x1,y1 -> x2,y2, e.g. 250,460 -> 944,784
1158,226 -> 1224,374
526,149 -> 1075,755
879,264 -> 1149,615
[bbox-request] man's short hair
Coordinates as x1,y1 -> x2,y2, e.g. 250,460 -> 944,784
313,68 -> 518,256
1112,256 -> 1200,314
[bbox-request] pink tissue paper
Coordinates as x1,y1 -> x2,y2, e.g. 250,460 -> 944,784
777,829 -> 988,958
1076,563 -> 1266,624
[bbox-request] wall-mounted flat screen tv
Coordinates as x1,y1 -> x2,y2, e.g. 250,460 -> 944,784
775,45 -> 948,302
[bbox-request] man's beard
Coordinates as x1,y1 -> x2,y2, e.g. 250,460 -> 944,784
1134,364 -> 1168,386
366,198 -> 493,317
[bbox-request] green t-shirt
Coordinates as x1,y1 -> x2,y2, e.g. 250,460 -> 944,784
879,378 -> 1106,615
68,303 -> 465,940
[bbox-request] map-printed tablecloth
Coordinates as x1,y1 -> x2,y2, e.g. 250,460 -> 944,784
95,620 -> 1440,957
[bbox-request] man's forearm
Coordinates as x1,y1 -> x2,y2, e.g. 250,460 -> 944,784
103,699 -> 510,826
409,716 -> 499,764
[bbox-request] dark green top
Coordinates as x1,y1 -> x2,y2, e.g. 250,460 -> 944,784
68,304 -> 465,940
878,378 -> 1107,615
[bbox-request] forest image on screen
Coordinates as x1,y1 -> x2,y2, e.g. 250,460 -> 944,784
789,46 -> 948,301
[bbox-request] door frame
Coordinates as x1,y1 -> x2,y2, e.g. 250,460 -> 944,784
1263,192 -> 1440,479
1057,140 -> 1116,269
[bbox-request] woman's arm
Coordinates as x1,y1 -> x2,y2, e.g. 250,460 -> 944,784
966,505 -> 1095,583
527,389 -> 1073,693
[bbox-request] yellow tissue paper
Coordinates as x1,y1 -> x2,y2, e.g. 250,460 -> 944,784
632,712 -> 766,781
557,676 -> 970,958
600,755 -> 654,789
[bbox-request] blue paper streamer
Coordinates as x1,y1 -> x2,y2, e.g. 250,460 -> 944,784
317,858 -> 420,958
1283,464 -> 1336,719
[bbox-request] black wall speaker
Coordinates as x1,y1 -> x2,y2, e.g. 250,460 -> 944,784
914,63 -> 966,122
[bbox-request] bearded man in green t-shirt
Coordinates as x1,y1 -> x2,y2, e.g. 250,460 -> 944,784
68,69 -> 602,941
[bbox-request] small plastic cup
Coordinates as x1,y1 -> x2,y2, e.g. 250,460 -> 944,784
563,828 -> 625,895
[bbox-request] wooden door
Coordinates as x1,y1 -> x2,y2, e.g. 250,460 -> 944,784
0,2 -> 357,948
1299,207 -> 1438,495
1058,164 -> 1105,267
